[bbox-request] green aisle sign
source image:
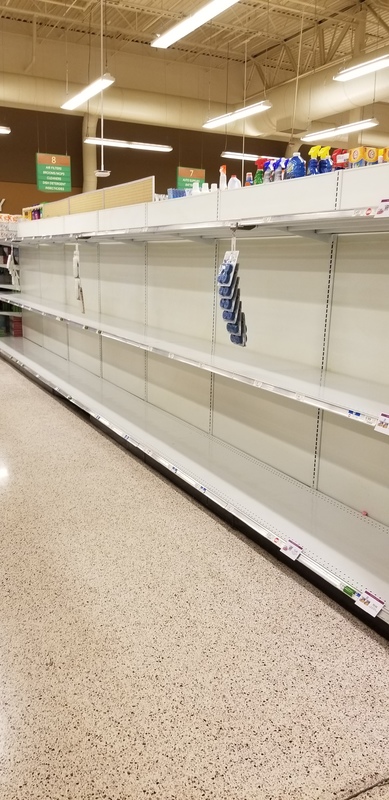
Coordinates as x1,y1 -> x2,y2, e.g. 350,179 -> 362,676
177,166 -> 205,190
36,153 -> 72,192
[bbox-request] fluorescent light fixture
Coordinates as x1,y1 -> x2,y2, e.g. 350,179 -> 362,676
334,54 -> 389,82
0,126 -> 11,135
301,117 -> 379,143
203,100 -> 272,130
151,0 -> 239,49
61,73 -> 115,110
85,137 -> 172,152
221,151 -> 259,160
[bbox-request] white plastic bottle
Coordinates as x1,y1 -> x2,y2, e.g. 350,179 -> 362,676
219,165 -> 227,190
228,174 -> 242,190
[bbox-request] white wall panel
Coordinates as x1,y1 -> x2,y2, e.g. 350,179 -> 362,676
22,310 -> 43,346
68,328 -> 100,376
147,193 -> 218,227
218,172 -> 338,220
99,243 -> 145,325
214,238 -> 329,366
147,241 -> 215,346
338,163 -> 389,210
43,317 -> 68,360
20,247 -> 41,297
147,354 -> 211,432
63,211 -> 99,234
327,234 -> 389,385
38,245 -> 66,303
212,376 -> 317,485
65,244 -> 99,313
318,413 -> 389,528
98,204 -> 146,231
102,338 -> 145,400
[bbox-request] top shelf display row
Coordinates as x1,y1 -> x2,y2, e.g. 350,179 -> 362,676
9,164 -> 389,243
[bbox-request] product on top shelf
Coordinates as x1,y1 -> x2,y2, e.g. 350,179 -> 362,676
284,152 -> 306,179
307,146 -> 321,176
332,149 -> 349,169
318,146 -> 332,173
273,158 -> 284,181
227,174 -> 242,190
365,147 -> 378,164
219,165 -> 227,191
245,172 -> 253,186
349,147 -> 365,168
263,160 -> 274,183
254,158 -> 267,184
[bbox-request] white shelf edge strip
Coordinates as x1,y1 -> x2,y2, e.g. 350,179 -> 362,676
0,338 -> 387,626
11,207 -> 389,245
0,292 -> 385,427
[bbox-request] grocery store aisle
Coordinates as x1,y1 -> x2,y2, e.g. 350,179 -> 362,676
0,357 -> 389,800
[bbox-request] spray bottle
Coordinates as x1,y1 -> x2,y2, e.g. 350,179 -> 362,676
263,160 -> 274,183
272,158 -> 284,182
307,145 -> 321,176
318,146 -> 332,173
254,158 -> 267,185
219,165 -> 227,190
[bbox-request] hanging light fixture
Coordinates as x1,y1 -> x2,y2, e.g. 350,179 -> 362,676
220,151 -> 259,161
61,74 -> 115,110
301,118 -> 379,143
95,0 -> 111,178
334,54 -> 389,82
203,100 -> 272,129
151,0 -> 239,49
0,126 -> 11,135
85,137 -> 172,152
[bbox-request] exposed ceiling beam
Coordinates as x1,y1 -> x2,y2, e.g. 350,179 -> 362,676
326,20 -> 351,62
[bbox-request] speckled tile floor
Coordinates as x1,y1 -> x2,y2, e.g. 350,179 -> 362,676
0,358 -> 389,800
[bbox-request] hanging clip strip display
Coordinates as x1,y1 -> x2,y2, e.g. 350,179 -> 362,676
217,249 -> 247,346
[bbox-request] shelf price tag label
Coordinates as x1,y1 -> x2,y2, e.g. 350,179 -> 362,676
281,539 -> 303,561
355,590 -> 385,618
374,412 -> 389,435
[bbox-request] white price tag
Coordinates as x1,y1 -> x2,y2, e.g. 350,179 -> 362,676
355,590 -> 385,618
281,539 -> 303,561
375,199 -> 389,218
374,413 -> 389,435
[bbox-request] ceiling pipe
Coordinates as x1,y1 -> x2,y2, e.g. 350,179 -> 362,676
24,16 -> 37,74
82,114 -> 98,193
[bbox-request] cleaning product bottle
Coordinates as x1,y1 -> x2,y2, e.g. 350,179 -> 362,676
284,152 -> 306,179
272,158 -> 284,181
332,149 -> 349,170
307,145 -> 321,176
227,174 -> 242,190
245,171 -> 253,186
318,146 -> 332,173
219,165 -> 227,190
254,157 -> 267,184
263,160 -> 274,183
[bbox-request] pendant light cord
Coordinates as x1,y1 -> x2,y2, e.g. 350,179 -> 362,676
100,0 -> 105,172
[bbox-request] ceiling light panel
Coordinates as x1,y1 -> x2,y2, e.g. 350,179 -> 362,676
61,73 -> 115,110
151,0 -> 240,49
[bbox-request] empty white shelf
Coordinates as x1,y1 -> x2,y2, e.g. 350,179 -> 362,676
14,208 -> 389,245
1,335 -> 388,623
2,292 -> 389,426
